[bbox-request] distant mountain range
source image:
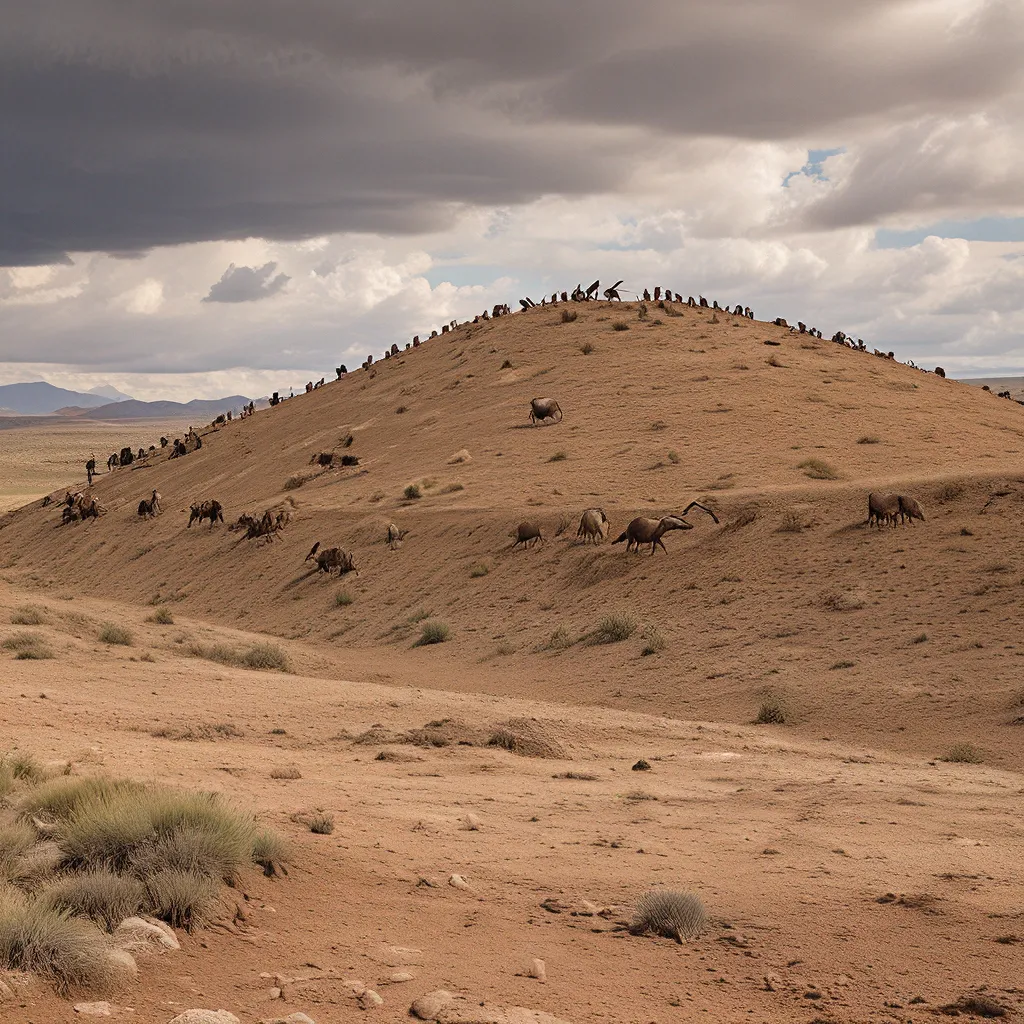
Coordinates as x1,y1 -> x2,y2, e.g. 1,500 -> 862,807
0,381 -> 127,415
0,381 -> 254,419
67,396 -> 255,420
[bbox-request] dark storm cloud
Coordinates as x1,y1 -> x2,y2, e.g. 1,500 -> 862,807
2,0 -> 1022,265
203,262 -> 290,303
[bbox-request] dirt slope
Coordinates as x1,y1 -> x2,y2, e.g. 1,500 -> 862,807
2,302 -> 1024,770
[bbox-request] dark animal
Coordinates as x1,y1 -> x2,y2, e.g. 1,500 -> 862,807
188,500 -> 224,528
510,522 -> 544,549
86,458 -> 96,486
934,366 -> 946,378
577,508 -> 609,544
611,502 -> 719,555
866,492 -> 899,528
119,447 -> 134,467
137,490 -> 161,518
310,452 -> 335,468
897,495 -> 925,524
304,541 -> 321,562
529,398 -> 563,425
315,547 -> 358,576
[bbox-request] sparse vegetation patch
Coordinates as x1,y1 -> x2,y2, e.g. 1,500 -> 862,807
943,743 -> 984,764
798,458 -> 839,480
589,614 -> 637,645
98,623 -> 132,646
415,620 -> 450,646
3,633 -> 54,660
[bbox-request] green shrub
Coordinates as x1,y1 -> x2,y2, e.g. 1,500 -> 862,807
98,624 -> 132,647
590,614 -> 637,645
2,752 -> 44,785
403,484 -> 421,500
335,590 -> 353,607
251,828 -> 290,876
415,621 -> 450,646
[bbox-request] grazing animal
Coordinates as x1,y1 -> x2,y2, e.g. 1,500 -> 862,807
577,508 -> 609,544
386,523 -> 408,550
86,458 -> 96,485
529,397 -> 563,425
137,490 -> 161,518
310,452 -> 334,468
897,494 -> 925,524
866,492 -> 899,528
612,502 -> 719,555
188,500 -> 224,528
934,366 -> 946,378
340,454 -> 359,466
315,547 -> 357,576
510,521 -> 544,549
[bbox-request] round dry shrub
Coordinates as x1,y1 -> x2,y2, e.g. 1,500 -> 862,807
629,888 -> 707,943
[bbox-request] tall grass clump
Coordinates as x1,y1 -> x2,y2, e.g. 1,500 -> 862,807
415,621 -> 451,646
755,696 -> 787,724
39,870 -> 145,931
11,606 -> 47,626
148,607 -> 174,625
590,614 -> 637,645
629,889 -> 707,943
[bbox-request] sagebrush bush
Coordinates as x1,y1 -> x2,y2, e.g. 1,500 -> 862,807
629,889 -> 707,943
148,607 -> 174,625
403,484 -> 422,500
240,643 -> 290,672
10,606 -> 47,626
415,621 -> 450,646
3,633 -> 54,660
612,321 -> 629,332
335,590 -> 353,607
943,743 -> 984,764
98,623 -> 132,647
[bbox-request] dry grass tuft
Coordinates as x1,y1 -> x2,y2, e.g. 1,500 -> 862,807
147,608 -> 174,625
798,458 -> 839,480
589,614 -> 637,645
269,767 -> 302,780
185,641 -> 290,672
403,483 -> 422,500
98,623 -> 132,647
640,627 -> 666,657
283,474 -> 308,490
334,590 -> 354,607
629,889 -> 707,943
580,341 -> 595,355
38,870 -> 145,931
548,450 -> 568,462
943,742 -> 984,764
612,321 -> 630,332
777,511 -> 804,533
11,606 -> 47,626
560,308 -> 577,323
3,632 -> 55,660
415,620 -> 450,646
857,435 -> 882,444
822,590 -> 867,612
152,722 -> 243,742
308,813 -> 335,835
487,718 -> 565,758
755,696 -> 787,724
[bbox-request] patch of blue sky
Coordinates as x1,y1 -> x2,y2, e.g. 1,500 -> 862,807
875,216 -> 1024,249
782,147 -> 845,188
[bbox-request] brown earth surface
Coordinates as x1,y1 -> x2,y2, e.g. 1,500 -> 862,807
1,301 -> 1023,1022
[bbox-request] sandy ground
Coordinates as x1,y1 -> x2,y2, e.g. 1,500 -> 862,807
0,418 -> 189,511
1,303 -> 1023,1021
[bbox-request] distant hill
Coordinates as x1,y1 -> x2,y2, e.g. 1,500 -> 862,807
73,396 -> 254,420
86,384 -> 134,402
0,382 -> 112,415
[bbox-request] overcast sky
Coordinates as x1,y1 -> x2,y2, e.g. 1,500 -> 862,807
3,0 -> 1024,400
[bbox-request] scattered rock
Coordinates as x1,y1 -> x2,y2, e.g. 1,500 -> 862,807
411,990 -> 454,1020
168,1012 -> 240,1024
462,813 -> 481,831
261,1015 -> 316,1024
449,873 -> 471,890
268,987 -> 282,1000
359,989 -> 384,1009
106,948 -> 138,978
115,916 -> 180,953
448,449 -> 472,465
389,973 -> 415,984
74,1003 -> 112,1016
631,759 -> 651,772
763,973 -> 782,992
0,980 -> 14,1002
527,959 -> 546,982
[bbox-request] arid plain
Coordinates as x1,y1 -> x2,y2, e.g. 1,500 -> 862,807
1,301 -> 1023,1023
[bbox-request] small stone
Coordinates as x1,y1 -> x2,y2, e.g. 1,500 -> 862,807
359,990 -> 384,1009
168,1012 -> 240,1024
0,980 -> 14,1002
389,973 -> 415,984
74,1002 -> 112,1016
106,947 -> 138,978
631,759 -> 652,771
462,813 -> 481,831
268,987 -> 282,999
261,1015 -> 316,1024
448,873 -> 471,890
834,975 -> 852,987
410,990 -> 453,1020
763,973 -> 782,992
528,958 -> 546,982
